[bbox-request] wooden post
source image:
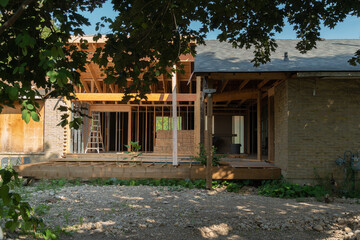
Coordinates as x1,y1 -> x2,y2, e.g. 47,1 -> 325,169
172,65 -> 178,165
206,79 -> 213,190
246,108 -> 251,155
194,76 -> 201,154
268,96 -> 274,162
257,90 -> 262,161
128,109 -> 132,152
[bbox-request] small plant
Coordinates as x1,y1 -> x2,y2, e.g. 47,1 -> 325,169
64,211 -> 70,225
124,141 -> 143,161
79,216 -> 83,226
35,204 -> 51,216
191,144 -> 224,166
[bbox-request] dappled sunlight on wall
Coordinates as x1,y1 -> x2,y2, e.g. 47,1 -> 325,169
0,102 -> 44,153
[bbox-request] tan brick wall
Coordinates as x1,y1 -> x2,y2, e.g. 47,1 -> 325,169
154,130 -> 195,154
285,78 -> 360,183
274,80 -> 289,177
43,98 -> 66,160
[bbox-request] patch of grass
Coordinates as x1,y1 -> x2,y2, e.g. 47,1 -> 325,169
35,204 -> 51,216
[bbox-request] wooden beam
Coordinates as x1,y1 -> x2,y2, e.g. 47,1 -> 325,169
239,79 -> 250,90
208,72 -> 289,80
75,93 -> 196,102
257,90 -> 262,161
297,72 -> 360,78
90,105 -> 132,112
109,84 -> 115,93
128,111 -> 131,152
86,64 -> 102,93
257,79 -> 270,89
79,76 -> 91,93
246,108 -> 250,154
213,90 -> 257,102
206,79 -> 213,190
268,96 -> 274,162
194,76 -> 201,154
219,79 -> 229,93
162,75 -> 167,93
14,162 -> 281,180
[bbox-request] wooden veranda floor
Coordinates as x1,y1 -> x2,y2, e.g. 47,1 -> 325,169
14,153 -> 281,180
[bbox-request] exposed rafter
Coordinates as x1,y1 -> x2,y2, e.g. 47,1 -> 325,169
257,79 -> 270,89
86,64 -> 102,93
239,79 -> 250,90
79,76 -> 90,93
219,79 -> 229,93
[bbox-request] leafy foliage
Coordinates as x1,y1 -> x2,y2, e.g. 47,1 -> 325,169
191,144 -> 223,166
0,0 -> 359,124
258,179 -> 328,199
0,167 -> 57,239
0,0 -> 106,128
92,0 -> 360,101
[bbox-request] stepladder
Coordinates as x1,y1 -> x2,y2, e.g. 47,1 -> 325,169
85,112 -> 105,153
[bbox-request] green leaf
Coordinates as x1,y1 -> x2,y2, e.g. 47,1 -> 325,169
8,87 -> 18,100
0,0 -> 9,7
27,104 -> 34,110
51,46 -> 58,58
22,47 -> 27,56
22,109 -> 30,123
22,109 -> 28,120
30,111 -> 39,122
0,185 -> 9,200
24,112 -> 31,123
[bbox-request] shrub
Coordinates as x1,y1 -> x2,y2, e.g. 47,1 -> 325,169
258,179 -> 328,199
0,167 -> 57,239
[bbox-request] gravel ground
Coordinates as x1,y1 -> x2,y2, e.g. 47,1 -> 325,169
8,184 -> 360,239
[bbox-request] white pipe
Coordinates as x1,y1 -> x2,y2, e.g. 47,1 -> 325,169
172,65 -> 178,165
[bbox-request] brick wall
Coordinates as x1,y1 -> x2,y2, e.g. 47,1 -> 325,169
280,78 -> 360,183
153,130 -> 195,154
274,80 -> 289,177
43,98 -> 67,160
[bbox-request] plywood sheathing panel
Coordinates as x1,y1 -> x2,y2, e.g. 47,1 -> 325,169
0,102 -> 44,153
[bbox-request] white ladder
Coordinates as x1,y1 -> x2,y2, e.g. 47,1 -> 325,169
85,112 -> 105,153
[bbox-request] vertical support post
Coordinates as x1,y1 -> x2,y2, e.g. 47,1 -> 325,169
268,95 -> 274,162
194,76 -> 201,154
257,90 -> 262,161
172,65 -> 178,165
206,79 -> 213,190
145,106 -> 148,152
106,112 -> 110,152
115,112 -> 118,152
128,109 -> 132,152
246,108 -> 251,154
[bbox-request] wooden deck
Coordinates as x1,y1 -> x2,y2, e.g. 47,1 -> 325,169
13,153 -> 281,180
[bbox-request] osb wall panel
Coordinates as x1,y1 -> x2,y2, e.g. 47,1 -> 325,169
0,102 -> 44,153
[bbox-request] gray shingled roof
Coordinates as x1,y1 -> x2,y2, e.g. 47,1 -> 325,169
194,39 -> 360,73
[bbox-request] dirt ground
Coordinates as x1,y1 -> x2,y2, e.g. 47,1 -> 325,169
10,184 -> 360,239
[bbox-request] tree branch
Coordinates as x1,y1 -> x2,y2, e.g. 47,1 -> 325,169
0,0 -> 36,35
